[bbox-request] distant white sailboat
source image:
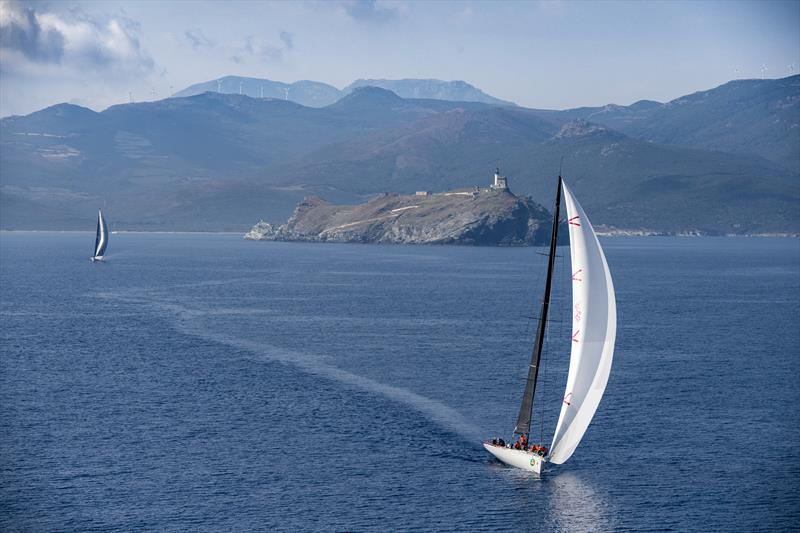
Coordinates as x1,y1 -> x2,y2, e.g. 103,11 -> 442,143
484,176 -> 616,474
91,209 -> 109,262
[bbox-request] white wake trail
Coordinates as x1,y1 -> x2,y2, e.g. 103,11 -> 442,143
97,288 -> 482,442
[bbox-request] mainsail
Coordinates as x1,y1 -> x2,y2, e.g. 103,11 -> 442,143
94,209 -> 108,259
548,181 -> 616,464
514,178 -> 562,436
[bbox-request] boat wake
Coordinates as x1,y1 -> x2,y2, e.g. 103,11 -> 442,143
96,287 -> 482,443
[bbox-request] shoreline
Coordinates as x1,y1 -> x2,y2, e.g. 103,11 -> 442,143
1,229 -> 797,238
0,230 -> 245,235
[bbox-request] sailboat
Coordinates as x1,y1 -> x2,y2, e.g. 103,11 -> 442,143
484,176 -> 616,474
91,209 -> 109,262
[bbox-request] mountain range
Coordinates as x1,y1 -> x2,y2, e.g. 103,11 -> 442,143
173,76 -> 512,107
1,76 -> 798,233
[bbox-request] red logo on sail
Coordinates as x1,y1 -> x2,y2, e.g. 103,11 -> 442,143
572,330 -> 580,343
563,393 -> 573,406
568,216 -> 581,227
572,269 -> 583,282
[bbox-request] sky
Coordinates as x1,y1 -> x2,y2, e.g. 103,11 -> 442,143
1,0 -> 798,116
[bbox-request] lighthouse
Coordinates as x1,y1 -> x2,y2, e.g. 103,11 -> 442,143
491,167 -> 508,191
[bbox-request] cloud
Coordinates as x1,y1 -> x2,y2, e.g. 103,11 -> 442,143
339,0 -> 397,23
535,0 -> 567,16
185,28 -> 214,50
0,2 -> 64,62
231,31 -> 294,64
0,1 -> 154,76
279,31 -> 293,50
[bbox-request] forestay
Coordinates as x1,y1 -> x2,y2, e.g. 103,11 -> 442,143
548,181 -> 616,464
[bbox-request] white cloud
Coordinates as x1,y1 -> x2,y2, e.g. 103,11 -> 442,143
231,31 -> 295,64
185,28 -> 214,50
0,0 -> 154,77
338,0 -> 399,23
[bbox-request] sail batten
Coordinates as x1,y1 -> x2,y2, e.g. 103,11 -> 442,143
548,181 -> 616,464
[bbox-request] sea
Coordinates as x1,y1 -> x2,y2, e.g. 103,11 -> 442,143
1,232 -> 798,532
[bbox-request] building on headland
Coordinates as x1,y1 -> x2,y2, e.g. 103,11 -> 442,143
417,168 -> 509,199
491,167 -> 508,191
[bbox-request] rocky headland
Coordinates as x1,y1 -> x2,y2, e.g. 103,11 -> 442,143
244,187 -> 552,246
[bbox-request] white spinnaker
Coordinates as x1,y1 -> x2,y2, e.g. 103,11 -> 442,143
548,181 -> 616,464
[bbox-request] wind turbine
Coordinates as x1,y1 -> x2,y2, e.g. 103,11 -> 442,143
789,64 -> 796,76
734,66 -> 741,78
239,81 -> 243,95
761,64 -> 767,79
217,79 -> 222,93
283,87 -> 289,101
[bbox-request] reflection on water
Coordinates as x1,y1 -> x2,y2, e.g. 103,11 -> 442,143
546,472 -> 615,532
491,465 -> 614,532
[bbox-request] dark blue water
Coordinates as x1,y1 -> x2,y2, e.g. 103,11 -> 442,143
1,233 -> 798,531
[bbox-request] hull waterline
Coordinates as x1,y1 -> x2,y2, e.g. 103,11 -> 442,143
483,443 -> 546,474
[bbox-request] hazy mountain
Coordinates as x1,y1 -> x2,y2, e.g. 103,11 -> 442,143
266,116 -> 797,234
1,78 -> 797,234
531,76 -> 800,172
344,79 -> 515,106
173,76 -> 516,108
172,76 -> 343,107
0,89 -> 490,230
265,106 -> 557,193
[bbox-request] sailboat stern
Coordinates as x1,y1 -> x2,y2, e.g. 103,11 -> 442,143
483,443 -> 547,474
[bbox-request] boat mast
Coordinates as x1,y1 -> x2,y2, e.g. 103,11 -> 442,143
514,175 -> 562,439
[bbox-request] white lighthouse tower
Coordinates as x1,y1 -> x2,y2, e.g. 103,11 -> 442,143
491,167 -> 508,191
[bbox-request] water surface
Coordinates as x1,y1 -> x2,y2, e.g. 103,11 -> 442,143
1,233 -> 798,531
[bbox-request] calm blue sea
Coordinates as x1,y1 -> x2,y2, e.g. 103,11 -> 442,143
1,233 -> 798,532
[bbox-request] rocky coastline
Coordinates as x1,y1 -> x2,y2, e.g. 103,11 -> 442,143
245,187 -> 552,246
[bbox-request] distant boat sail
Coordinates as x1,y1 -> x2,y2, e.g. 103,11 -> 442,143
483,176 -> 616,474
91,209 -> 109,262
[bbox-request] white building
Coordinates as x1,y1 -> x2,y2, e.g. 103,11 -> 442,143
491,167 -> 508,190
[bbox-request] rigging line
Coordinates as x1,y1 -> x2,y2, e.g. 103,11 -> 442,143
521,315 -> 567,324
519,244 -> 547,372
519,246 -> 545,331
527,244 -> 547,440
539,307 -> 548,443
513,177 -> 562,439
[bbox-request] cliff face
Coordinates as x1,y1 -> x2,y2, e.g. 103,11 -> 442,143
245,189 -> 552,246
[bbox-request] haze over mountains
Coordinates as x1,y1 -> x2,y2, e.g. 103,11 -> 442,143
1,76 -> 798,234
173,76 -> 513,107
